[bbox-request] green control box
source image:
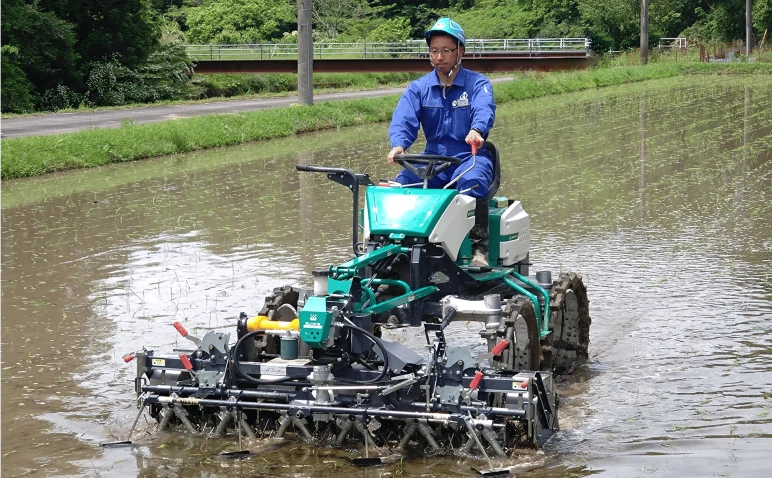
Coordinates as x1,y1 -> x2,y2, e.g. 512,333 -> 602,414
299,296 -> 333,348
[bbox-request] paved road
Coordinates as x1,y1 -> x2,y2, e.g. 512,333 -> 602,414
1,77 -> 513,139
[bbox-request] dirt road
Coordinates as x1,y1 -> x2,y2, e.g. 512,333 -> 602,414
0,88 -> 411,139
1,77 -> 514,139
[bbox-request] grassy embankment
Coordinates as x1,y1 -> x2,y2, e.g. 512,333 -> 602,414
0,72 -> 424,119
2,62 -> 771,180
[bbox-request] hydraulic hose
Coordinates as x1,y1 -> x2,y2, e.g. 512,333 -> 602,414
234,324 -> 389,385
337,322 -> 390,384
440,307 -> 457,331
231,331 -> 305,385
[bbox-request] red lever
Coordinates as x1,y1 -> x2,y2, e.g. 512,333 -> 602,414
123,354 -> 135,363
471,143 -> 478,156
173,321 -> 188,337
491,340 -> 510,357
179,354 -> 193,371
469,371 -> 485,390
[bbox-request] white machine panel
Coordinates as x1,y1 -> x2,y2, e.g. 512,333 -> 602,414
428,194 -> 476,261
499,201 -> 530,266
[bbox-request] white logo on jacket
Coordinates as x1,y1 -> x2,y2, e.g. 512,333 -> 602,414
453,91 -> 469,107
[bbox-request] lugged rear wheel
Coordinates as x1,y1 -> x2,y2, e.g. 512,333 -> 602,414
497,297 -> 540,372
550,272 -> 591,374
259,285 -> 300,319
246,285 -> 302,357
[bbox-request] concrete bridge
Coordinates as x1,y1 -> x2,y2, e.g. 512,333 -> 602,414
186,38 -> 595,73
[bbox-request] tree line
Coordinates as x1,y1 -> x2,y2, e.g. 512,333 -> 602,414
2,0 -> 770,114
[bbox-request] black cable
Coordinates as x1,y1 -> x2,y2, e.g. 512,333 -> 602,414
233,325 -> 389,385
372,253 -> 404,276
231,331 -> 304,385
440,307 -> 457,331
336,323 -> 390,384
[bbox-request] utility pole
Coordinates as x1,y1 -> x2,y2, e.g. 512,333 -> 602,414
298,0 -> 313,105
640,0 -> 649,64
746,0 -> 752,56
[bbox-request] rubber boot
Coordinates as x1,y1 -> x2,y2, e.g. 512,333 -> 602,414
469,199 -> 489,267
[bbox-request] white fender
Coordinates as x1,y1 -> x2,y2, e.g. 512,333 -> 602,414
428,194 -> 476,261
499,201 -> 530,266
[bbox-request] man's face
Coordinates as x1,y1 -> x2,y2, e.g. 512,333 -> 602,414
429,34 -> 463,74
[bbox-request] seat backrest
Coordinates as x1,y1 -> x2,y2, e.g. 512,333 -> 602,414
484,141 -> 501,201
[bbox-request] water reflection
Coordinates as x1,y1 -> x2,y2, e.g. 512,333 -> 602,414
639,97 -> 647,222
2,75 -> 771,477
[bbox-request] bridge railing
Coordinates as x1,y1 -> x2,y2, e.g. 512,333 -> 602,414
184,38 -> 591,61
658,37 -> 688,51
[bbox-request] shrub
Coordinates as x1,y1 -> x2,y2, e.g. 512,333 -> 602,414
39,84 -> 82,111
84,58 -> 141,106
1,46 -> 37,113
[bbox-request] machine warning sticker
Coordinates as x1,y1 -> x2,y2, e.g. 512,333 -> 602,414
152,359 -> 166,366
260,364 -> 288,376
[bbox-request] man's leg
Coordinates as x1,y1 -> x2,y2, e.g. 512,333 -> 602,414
469,198 -> 490,267
395,168 -> 450,188
452,154 -> 494,267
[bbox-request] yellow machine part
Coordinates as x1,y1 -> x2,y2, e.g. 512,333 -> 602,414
246,315 -> 299,332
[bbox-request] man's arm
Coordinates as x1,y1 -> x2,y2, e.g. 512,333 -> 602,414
469,75 -> 496,137
388,83 -> 422,155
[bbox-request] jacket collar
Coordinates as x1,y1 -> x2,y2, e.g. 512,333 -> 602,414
429,66 -> 467,88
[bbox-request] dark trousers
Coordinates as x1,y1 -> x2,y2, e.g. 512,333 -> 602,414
471,199 -> 489,253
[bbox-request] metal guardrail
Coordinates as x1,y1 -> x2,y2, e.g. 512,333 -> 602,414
184,38 -> 591,61
659,37 -> 688,50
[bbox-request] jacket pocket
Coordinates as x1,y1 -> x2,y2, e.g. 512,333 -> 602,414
451,105 -> 471,140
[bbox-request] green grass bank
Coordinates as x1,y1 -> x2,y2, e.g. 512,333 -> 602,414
2,62 -> 771,180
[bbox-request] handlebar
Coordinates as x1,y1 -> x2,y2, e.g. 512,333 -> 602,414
296,164 -> 351,174
295,164 -> 372,257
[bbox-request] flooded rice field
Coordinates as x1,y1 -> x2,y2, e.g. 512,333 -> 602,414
2,75 -> 771,477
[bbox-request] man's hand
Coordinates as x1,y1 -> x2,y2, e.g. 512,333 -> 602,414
387,146 -> 405,164
465,129 -> 484,149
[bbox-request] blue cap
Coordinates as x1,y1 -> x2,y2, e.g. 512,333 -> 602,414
424,18 -> 466,47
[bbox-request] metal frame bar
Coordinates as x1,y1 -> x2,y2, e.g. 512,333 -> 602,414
331,243 -> 406,276
364,285 -> 437,314
145,394 -> 526,419
184,38 -> 592,61
509,271 -> 551,337
502,276 -> 545,336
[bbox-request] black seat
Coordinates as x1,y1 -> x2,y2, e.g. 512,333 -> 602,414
483,141 -> 501,201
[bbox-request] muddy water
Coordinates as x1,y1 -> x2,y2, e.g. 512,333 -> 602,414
2,75 -> 771,477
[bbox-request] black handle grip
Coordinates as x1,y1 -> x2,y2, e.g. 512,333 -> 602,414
296,164 -> 351,175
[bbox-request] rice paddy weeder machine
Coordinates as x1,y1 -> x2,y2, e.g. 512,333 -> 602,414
115,143 -> 591,474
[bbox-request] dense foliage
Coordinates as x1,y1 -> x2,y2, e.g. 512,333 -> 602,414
2,0 -> 770,113
1,0 -> 194,113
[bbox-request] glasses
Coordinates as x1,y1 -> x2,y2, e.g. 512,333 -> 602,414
429,48 -> 458,57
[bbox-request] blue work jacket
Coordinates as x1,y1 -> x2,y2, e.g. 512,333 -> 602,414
389,66 -> 496,159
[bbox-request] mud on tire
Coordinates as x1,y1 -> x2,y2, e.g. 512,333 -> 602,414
242,285 -> 302,358
497,297 -> 541,372
258,285 -> 300,319
550,272 -> 591,374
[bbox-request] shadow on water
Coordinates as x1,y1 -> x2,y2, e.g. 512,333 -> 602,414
2,75 -> 771,477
